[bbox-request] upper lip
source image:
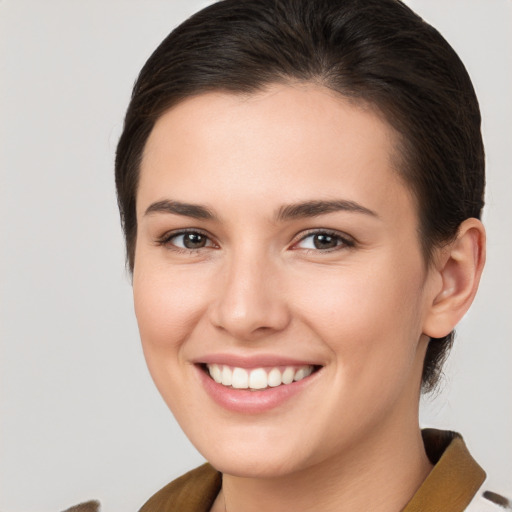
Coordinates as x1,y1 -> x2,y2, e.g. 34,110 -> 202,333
193,353 -> 323,369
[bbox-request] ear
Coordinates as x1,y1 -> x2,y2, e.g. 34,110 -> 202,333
422,218 -> 486,339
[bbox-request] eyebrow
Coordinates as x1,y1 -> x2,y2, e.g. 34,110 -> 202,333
144,200 -> 216,220
275,199 -> 378,222
143,198 -> 378,222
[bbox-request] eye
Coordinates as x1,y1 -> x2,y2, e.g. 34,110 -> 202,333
293,230 -> 354,251
158,230 -> 216,251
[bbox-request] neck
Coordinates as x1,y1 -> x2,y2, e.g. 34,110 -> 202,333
214,422 -> 432,512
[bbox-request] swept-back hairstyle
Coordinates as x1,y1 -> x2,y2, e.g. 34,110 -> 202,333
115,0 -> 485,391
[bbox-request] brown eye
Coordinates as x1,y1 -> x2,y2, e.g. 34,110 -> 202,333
182,232 -> 207,249
294,231 -> 354,251
312,233 -> 338,249
161,231 -> 214,250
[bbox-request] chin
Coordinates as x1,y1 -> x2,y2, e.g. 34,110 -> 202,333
188,423 -> 325,479
208,451 -> 308,479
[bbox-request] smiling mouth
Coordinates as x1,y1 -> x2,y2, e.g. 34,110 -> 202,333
203,363 -> 319,391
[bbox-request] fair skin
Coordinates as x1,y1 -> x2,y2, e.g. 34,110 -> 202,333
133,83 -> 485,512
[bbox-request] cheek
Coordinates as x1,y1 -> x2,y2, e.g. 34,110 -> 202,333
133,261 -> 210,356
132,261 -> 215,417
292,258 -> 426,375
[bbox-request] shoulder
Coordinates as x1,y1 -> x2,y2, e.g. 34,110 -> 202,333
138,463 -> 221,512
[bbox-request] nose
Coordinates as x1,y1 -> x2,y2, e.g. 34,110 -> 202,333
208,250 -> 291,341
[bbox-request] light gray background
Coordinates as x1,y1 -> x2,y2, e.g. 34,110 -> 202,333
0,1 -> 510,511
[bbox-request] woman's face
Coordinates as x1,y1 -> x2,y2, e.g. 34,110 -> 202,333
134,84 -> 439,477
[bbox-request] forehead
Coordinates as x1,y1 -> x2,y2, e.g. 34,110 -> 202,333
138,83 -> 413,220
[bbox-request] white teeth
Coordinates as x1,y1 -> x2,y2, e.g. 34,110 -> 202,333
294,366 -> 313,381
232,367 -> 249,389
281,367 -> 295,385
267,368 -> 282,387
206,364 -> 315,390
249,368 -> 268,389
293,368 -> 306,381
221,365 -> 232,386
209,364 -> 222,383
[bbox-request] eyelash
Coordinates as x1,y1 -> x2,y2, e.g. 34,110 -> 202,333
292,229 -> 355,253
156,229 -> 217,255
156,229 -> 355,254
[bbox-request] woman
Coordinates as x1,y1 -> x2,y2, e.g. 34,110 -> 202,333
114,0 -> 508,510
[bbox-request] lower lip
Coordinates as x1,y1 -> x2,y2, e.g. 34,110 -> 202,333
197,366 -> 318,414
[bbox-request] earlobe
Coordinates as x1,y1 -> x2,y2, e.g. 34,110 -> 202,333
422,218 -> 486,339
